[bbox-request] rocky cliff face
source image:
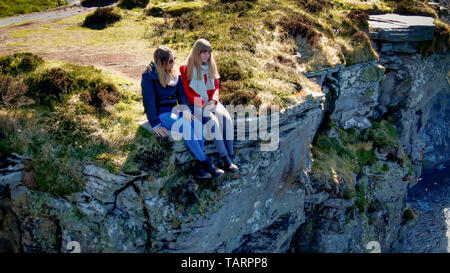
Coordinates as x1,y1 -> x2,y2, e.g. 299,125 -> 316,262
0,91 -> 326,253
422,88 -> 450,168
0,15 -> 448,253
289,14 -> 449,253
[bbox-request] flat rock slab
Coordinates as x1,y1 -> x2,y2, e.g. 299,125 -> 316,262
369,14 -> 435,42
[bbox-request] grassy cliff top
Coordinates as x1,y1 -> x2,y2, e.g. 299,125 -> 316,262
0,0 -> 448,196
2,0 -> 447,107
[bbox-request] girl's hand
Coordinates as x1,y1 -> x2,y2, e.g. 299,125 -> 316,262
153,126 -> 168,137
204,100 -> 216,111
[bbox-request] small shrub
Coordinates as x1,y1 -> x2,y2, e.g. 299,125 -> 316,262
402,207 -> 416,224
276,54 -> 296,67
279,13 -> 321,46
0,74 -> 32,108
0,52 -> 44,76
83,7 -> 122,29
216,54 -> 253,81
80,0 -> 104,6
146,5 -> 164,17
346,10 -> 369,33
222,1 -> 255,14
220,0 -> 257,3
118,0 -> 149,9
166,2 -> 204,17
297,0 -> 331,13
263,18 -> 276,31
132,134 -> 172,173
356,148 -> 376,167
337,18 -> 357,37
80,79 -> 120,109
363,119 -> 399,149
167,179 -> 198,207
133,145 -> 169,173
431,22 -> 450,53
220,80 -> 244,95
351,30 -> 369,45
221,89 -> 261,108
340,36 -> 378,66
25,68 -> 76,106
44,107 -> 97,144
146,1 -> 204,17
229,22 -> 260,53
33,145 -> 85,197
355,183 -> 367,212
419,21 -> 450,55
0,129 -> 13,158
172,12 -> 204,30
393,0 -> 437,18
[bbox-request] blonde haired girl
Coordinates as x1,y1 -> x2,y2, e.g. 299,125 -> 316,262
180,39 -> 239,173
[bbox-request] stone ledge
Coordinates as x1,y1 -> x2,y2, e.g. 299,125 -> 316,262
369,14 -> 435,42
137,93 -> 325,164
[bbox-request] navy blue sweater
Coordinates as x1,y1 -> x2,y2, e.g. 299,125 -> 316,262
141,62 -> 188,127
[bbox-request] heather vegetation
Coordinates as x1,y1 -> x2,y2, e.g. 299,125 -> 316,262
82,7 -> 122,29
310,117 -> 413,206
0,53 -> 173,196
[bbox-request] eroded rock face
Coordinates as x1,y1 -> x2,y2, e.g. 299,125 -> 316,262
289,134 -> 411,253
330,62 -> 385,130
422,88 -> 450,168
379,53 -> 450,183
290,51 -> 449,253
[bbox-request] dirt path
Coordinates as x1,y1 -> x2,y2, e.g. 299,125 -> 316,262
0,1 -> 117,28
0,0 -> 154,84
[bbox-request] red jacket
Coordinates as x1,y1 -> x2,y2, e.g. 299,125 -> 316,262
180,65 -> 220,106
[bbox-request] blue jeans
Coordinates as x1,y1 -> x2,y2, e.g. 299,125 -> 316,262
189,103 -> 234,158
158,111 -> 206,161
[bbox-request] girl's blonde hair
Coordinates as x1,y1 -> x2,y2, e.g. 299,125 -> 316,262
186,39 -> 220,81
153,46 -> 177,87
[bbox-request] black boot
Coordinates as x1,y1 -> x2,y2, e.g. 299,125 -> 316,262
194,160 -> 212,179
222,155 -> 239,173
201,157 -> 224,178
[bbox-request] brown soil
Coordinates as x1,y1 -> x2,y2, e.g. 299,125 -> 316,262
0,0 -> 147,84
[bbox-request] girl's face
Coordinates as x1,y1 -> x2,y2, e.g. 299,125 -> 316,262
164,55 -> 175,71
200,50 -> 210,64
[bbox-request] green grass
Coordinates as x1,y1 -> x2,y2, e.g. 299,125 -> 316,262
0,0 -> 67,18
142,0 -> 381,105
355,183 -> 367,213
402,208 -> 416,224
0,54 -> 172,196
145,0 -> 206,17
311,117 -> 401,195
